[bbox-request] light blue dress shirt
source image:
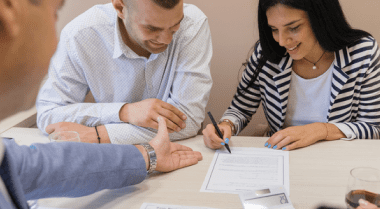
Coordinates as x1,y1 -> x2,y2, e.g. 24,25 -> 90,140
36,3 -> 213,144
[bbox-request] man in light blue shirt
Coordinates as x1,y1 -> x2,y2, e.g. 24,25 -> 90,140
36,0 -> 213,144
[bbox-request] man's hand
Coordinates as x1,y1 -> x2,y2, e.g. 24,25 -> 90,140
148,116 -> 202,172
45,122 -> 110,143
119,99 -> 187,133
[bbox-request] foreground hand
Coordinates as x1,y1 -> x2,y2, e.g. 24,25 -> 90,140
265,123 -> 326,151
202,122 -> 231,150
119,99 -> 187,133
46,122 -> 98,143
357,199 -> 379,209
149,116 -> 202,172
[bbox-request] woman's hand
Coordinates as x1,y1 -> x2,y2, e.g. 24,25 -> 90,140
265,123 -> 328,151
202,122 -> 232,149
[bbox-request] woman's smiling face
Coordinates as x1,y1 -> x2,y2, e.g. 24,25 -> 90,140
266,4 -> 321,61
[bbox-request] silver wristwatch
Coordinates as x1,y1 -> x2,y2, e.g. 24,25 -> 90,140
139,143 -> 157,174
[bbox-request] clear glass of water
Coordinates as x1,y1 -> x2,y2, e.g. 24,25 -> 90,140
345,167 -> 380,209
48,131 -> 80,143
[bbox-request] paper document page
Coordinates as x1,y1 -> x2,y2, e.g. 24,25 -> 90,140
200,147 -> 289,195
140,203 -> 218,209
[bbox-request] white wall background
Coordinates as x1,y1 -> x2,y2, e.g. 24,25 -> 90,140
52,0 -> 380,136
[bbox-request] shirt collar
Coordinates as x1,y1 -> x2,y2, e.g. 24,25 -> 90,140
112,17 -> 124,59
113,16 -> 141,59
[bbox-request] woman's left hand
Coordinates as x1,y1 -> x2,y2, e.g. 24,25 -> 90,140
265,123 -> 327,151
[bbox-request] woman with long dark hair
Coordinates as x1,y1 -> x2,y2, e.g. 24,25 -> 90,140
203,0 -> 380,151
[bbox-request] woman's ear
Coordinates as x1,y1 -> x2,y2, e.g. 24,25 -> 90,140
112,0 -> 127,20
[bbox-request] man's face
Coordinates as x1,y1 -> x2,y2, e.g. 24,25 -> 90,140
122,0 -> 184,55
0,0 -> 64,120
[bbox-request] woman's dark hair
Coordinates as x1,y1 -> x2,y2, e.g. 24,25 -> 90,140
238,0 -> 372,96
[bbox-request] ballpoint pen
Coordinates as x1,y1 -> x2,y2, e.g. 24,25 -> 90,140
207,111 -> 231,154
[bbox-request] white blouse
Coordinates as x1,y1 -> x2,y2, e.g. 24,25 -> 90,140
284,62 -> 355,140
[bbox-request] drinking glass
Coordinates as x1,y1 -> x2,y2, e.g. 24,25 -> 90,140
346,167 -> 380,209
48,131 -> 80,143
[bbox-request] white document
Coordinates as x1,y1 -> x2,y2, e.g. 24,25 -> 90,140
200,147 -> 290,195
140,203 -> 218,209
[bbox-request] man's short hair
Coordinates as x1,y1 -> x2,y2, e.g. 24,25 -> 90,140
151,0 -> 180,9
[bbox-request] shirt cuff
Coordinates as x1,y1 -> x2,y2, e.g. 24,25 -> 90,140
101,103 -> 125,124
330,123 -> 356,140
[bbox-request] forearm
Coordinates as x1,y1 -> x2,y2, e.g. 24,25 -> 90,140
37,101 -> 125,134
105,118 -> 201,145
319,123 -> 346,141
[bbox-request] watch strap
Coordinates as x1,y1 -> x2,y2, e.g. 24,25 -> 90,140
139,143 -> 157,174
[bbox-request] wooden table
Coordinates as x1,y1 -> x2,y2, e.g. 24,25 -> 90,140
2,128 -> 379,208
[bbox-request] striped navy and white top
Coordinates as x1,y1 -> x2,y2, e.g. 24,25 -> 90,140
221,36 -> 380,139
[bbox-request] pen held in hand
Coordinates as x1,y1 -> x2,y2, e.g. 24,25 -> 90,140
207,111 -> 231,154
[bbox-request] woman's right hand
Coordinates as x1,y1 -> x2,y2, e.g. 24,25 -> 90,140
202,122 -> 232,149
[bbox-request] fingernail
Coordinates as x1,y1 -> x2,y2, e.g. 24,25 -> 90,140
268,144 -> 272,148
225,138 -> 229,144
182,115 -> 187,120
273,145 -> 277,149
264,142 -> 268,147
221,142 -> 225,146
177,127 -> 181,132
157,117 -> 160,122
359,199 -> 368,206
282,147 -> 286,151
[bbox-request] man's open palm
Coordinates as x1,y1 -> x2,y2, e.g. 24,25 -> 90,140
150,117 -> 202,172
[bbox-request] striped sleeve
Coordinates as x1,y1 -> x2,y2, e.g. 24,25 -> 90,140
336,37 -> 380,139
221,43 -> 263,135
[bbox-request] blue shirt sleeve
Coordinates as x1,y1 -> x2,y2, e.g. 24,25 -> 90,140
2,139 -> 146,200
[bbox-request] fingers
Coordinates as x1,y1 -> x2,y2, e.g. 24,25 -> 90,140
272,135 -> 292,150
160,102 -> 187,121
171,142 -> 194,152
265,132 -> 287,149
176,151 -> 203,169
45,124 -> 56,134
202,124 -> 224,149
159,107 -> 186,130
156,116 -> 169,138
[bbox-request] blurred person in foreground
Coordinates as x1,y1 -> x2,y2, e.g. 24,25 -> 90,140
0,0 -> 202,208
